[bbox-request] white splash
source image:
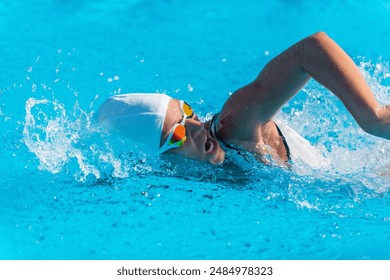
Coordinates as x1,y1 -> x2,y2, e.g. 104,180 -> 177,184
23,98 -> 100,181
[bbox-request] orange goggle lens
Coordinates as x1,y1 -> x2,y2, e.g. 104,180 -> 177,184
158,100 -> 193,153
169,124 -> 186,144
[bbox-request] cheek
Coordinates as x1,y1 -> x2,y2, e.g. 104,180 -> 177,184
171,140 -> 197,158
182,135 -> 200,152
179,141 -> 208,161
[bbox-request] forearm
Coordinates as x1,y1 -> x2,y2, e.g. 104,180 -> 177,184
300,32 -> 390,138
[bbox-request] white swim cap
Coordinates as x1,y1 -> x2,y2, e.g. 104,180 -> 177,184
96,93 -> 171,154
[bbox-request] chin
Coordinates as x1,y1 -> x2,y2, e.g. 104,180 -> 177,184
209,148 -> 226,165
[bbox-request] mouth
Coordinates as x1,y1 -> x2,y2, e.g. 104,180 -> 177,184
204,134 -> 219,154
202,132 -> 225,164
205,138 -> 214,153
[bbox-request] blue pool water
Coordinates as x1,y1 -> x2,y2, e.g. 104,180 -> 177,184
1,0 -> 389,259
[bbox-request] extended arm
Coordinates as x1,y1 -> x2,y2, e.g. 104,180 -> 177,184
219,32 -> 390,139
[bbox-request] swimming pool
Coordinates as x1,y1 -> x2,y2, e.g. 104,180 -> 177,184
0,0 -> 389,259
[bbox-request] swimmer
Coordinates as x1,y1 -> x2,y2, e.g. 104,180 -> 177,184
97,32 -> 390,166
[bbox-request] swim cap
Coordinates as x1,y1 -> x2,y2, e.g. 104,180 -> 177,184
96,93 -> 171,154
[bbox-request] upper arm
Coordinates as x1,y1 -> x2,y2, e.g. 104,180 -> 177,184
217,36 -> 312,140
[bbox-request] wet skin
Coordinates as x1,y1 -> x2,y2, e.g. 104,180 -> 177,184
160,32 -> 390,165
160,99 -> 226,164
160,99 -> 288,165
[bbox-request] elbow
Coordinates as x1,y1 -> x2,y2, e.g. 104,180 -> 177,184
310,31 -> 329,40
296,31 -> 332,69
305,31 -> 332,47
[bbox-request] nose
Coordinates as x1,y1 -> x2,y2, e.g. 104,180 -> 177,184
186,119 -> 205,138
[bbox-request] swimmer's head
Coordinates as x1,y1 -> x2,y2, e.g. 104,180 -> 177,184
97,93 -> 171,154
97,93 -> 225,164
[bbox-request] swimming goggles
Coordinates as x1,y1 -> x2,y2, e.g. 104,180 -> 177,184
158,100 -> 194,154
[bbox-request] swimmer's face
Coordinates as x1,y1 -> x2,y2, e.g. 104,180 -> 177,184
161,99 -> 225,164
